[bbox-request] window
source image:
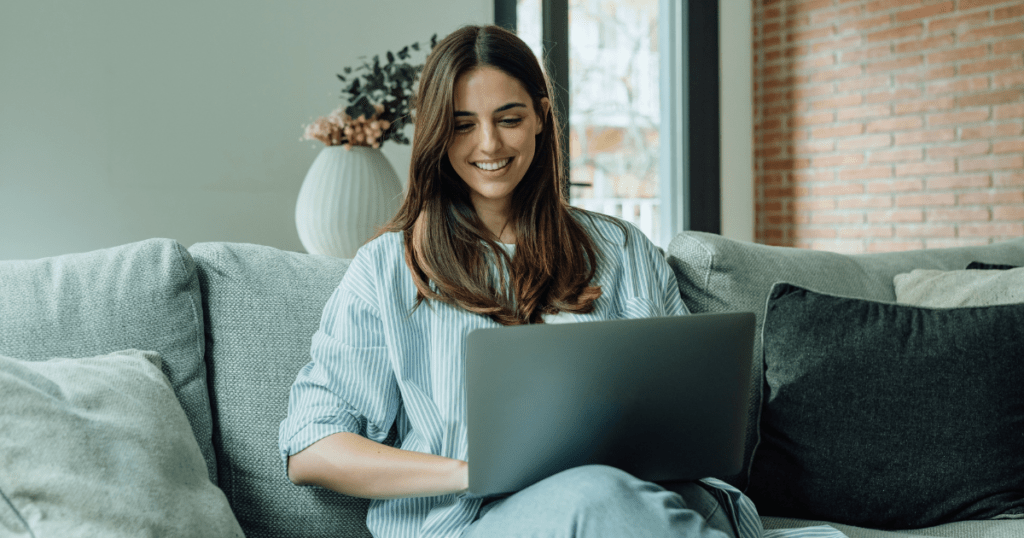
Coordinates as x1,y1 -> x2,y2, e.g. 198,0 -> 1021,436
496,0 -> 719,248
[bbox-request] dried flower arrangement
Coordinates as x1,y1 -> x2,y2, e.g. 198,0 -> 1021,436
302,35 -> 438,150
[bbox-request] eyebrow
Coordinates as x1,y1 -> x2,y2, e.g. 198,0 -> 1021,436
454,102 -> 527,117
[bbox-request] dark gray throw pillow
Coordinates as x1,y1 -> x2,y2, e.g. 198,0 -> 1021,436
746,283 -> 1024,530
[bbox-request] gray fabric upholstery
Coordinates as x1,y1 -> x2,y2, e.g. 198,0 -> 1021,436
0,238 -> 216,483
763,517 -> 1024,538
0,350 -> 243,537
664,233 -> 1024,490
894,267 -> 1024,307
189,241 -> 395,538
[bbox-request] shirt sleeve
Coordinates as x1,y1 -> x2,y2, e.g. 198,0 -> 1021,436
277,246 -> 400,475
617,221 -> 691,319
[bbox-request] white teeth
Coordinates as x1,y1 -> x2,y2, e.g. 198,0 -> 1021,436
473,158 -> 511,171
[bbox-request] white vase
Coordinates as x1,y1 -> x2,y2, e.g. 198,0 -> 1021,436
295,146 -> 404,258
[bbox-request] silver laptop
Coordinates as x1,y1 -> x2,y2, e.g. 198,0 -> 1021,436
465,311 -> 754,497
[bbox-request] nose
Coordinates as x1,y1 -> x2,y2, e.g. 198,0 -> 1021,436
478,122 -> 501,154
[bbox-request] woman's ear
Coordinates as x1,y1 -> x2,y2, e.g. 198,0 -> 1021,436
536,97 -> 551,135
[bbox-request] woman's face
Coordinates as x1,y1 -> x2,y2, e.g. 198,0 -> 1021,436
447,66 -> 549,218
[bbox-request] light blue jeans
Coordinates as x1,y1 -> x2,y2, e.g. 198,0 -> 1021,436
462,465 -> 737,538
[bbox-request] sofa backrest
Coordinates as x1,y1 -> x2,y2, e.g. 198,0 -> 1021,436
666,232 -> 1024,491
0,238 -> 217,484
188,241 -> 384,538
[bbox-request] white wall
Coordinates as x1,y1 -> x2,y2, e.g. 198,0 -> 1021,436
719,0 -> 755,243
0,0 -> 492,260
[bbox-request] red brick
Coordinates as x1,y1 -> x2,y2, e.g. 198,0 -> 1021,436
867,179 -> 923,192
894,1 -> 953,22
785,15 -> 813,30
839,196 -> 894,209
790,0 -> 833,14
812,35 -> 862,53
895,34 -> 955,54
959,191 -> 1024,205
839,15 -> 890,34
894,129 -> 956,145
995,103 -> 1024,119
926,142 -> 992,159
927,45 -> 986,64
961,57 -> 1020,76
895,224 -> 956,238
961,123 -> 1023,139
926,174 -> 992,190
838,104 -> 892,120
764,75 -> 811,90
789,112 -> 835,127
867,24 -> 924,43
788,26 -> 835,43
869,148 -> 924,163
811,212 -> 865,224
865,88 -> 922,103
927,208 -> 991,222
867,116 -> 924,132
765,158 -> 812,171
811,6 -> 863,26
928,109 -> 989,126
960,223 -> 1024,237
994,206 -> 1024,221
812,94 -> 863,110
960,0 -> 1017,9
813,154 -> 866,167
961,22 -> 1024,42
866,0 -> 920,12
928,11 -> 989,33
958,90 -> 1024,107
896,161 -> 956,176
792,227 -> 840,240
995,173 -> 1024,187
895,66 -> 955,84
813,66 -> 864,82
841,45 -> 893,63
867,241 -> 925,252
868,209 -> 924,223
790,85 -> 835,99
840,166 -> 894,181
926,238 -> 991,248
994,71 -> 1024,89
995,4 -> 1024,19
793,140 -> 837,154
866,55 -> 924,74
926,76 -> 989,95
896,193 -> 956,206
995,140 -> 1024,154
791,198 -> 837,210
840,227 -> 895,238
813,183 -> 866,196
838,75 -> 889,92
792,55 -> 838,71
839,134 -> 893,150
813,124 -> 866,138
792,170 -> 836,183
894,98 -> 955,114
994,39 -> 1024,55
960,155 -> 1024,172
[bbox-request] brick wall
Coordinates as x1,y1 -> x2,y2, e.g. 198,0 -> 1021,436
753,0 -> 1024,253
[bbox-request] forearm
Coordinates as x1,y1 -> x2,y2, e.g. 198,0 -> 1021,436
287,431 -> 469,500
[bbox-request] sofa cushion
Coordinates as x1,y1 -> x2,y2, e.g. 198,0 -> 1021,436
746,283 -> 1024,529
0,349 -> 243,537
0,238 -> 216,483
762,516 -> 1024,538
665,232 -> 1024,489
189,242 -> 396,538
894,266 -> 1024,307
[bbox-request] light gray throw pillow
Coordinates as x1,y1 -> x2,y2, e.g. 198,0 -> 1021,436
894,267 -> 1024,307
0,349 -> 243,538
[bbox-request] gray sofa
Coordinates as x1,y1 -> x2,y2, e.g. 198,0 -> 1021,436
2,231 -> 1022,538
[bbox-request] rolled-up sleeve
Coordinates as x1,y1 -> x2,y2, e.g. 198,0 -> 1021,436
278,250 -> 400,475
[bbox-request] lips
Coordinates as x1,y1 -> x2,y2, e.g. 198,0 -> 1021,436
472,158 -> 512,171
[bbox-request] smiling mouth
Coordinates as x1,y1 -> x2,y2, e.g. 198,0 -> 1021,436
473,158 -> 512,171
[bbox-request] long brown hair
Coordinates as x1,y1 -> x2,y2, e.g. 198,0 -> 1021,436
373,24 -> 627,325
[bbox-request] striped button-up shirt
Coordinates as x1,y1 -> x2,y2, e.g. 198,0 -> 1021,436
279,211 -> 847,538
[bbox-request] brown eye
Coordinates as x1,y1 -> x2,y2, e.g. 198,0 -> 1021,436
454,123 -> 473,132
500,118 -> 523,127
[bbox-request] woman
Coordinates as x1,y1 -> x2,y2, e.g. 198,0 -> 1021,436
279,24 -> 751,538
